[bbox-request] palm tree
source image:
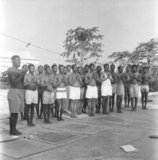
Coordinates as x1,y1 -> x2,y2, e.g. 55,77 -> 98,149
62,27 -> 104,66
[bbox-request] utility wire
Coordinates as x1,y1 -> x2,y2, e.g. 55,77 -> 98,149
0,32 -> 61,55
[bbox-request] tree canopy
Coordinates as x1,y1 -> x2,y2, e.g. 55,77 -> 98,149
108,38 -> 158,66
62,27 -> 104,66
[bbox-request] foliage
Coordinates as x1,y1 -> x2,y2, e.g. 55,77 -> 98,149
62,27 -> 104,65
108,38 -> 158,66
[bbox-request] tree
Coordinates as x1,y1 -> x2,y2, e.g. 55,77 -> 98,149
62,27 -> 104,66
108,38 -> 158,66
131,38 -> 158,65
108,51 -> 132,66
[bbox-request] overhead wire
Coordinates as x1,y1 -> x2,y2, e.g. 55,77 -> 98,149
0,32 -> 61,56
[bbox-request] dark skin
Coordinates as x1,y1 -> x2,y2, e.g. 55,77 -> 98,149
100,64 -> 111,114
69,65 -> 83,118
24,65 -> 37,126
54,66 -> 68,121
82,65 -> 89,113
96,66 -> 102,113
7,56 -> 27,135
124,66 -> 131,108
116,66 -> 124,113
141,67 -> 151,109
109,64 -> 117,112
36,66 -> 44,119
85,64 -> 97,116
41,67 -> 55,123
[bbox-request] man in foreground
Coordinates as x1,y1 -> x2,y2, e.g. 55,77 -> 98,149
7,55 -> 27,135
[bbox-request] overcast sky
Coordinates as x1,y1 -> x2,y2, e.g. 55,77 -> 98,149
0,0 -> 157,65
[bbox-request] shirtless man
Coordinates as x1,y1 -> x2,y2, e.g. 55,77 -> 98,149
85,63 -> 98,116
82,64 -> 89,113
69,65 -> 83,118
36,65 -> 44,119
51,64 -> 58,117
116,66 -> 125,113
96,66 -> 102,113
109,64 -> 117,112
7,55 -> 27,135
124,65 -> 131,108
24,64 -> 38,126
41,65 -> 55,123
100,64 -> 112,114
54,65 -> 68,121
140,66 -> 151,109
130,65 -> 141,111
77,66 -> 84,114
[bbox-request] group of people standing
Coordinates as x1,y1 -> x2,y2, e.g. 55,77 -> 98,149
6,55 -> 151,135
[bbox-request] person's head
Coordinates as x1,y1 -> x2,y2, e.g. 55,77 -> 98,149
59,65 -> 64,73
67,65 -> 71,72
90,63 -> 95,72
118,65 -> 123,73
126,65 -> 131,72
143,66 -> 149,74
104,64 -> 109,72
38,65 -> 43,73
63,66 -> 67,74
84,64 -> 89,73
97,66 -> 102,73
22,64 -> 28,71
52,64 -> 57,73
45,65 -> 51,75
78,66 -> 83,74
110,64 -> 115,72
28,63 -> 35,74
72,64 -> 77,73
132,65 -> 137,73
11,55 -> 21,68
44,64 -> 49,71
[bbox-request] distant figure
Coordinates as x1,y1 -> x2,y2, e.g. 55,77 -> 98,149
110,64 -> 117,112
24,63 -> 38,126
129,65 -> 141,111
85,63 -> 98,116
140,67 -> 151,109
100,64 -> 112,114
54,65 -> 68,121
96,65 -> 102,113
124,65 -> 131,108
116,66 -> 125,113
7,55 -> 27,135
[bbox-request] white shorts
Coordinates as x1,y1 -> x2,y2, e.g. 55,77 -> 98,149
130,84 -> 139,98
56,88 -> 67,99
141,85 -> 149,93
25,90 -> 38,105
101,79 -> 112,96
86,85 -> 98,99
69,86 -> 81,100
43,91 -> 55,104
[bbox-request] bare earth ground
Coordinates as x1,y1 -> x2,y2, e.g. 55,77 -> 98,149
0,89 -> 158,160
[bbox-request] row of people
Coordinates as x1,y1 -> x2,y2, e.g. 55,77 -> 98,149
6,55 -> 151,135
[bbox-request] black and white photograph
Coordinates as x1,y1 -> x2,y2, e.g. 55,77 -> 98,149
0,0 -> 158,159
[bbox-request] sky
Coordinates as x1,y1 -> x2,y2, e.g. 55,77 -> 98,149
0,0 -> 158,65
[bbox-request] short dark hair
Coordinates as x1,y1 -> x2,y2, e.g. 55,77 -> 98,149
11,55 -> 20,61
44,64 -> 49,70
28,63 -> 34,69
51,64 -> 57,69
89,63 -> 94,68
38,65 -> 43,69
104,63 -> 109,68
132,64 -> 137,68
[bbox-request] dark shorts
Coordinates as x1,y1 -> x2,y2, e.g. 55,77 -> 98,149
8,89 -> 25,113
